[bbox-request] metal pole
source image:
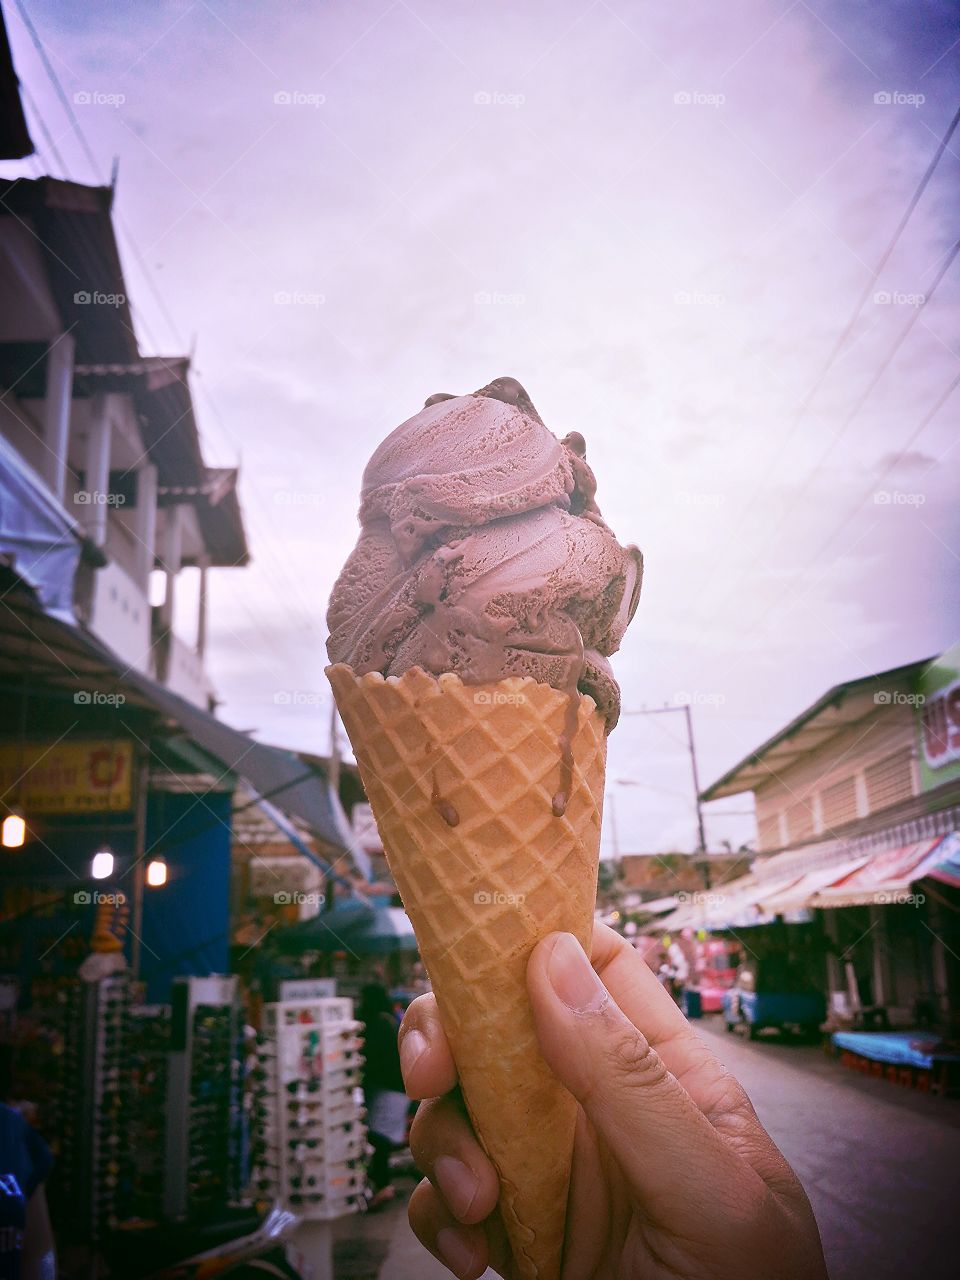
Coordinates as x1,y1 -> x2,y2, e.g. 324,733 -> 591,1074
683,704 -> 710,888
607,791 -> 619,858
328,696 -> 340,793
620,705 -> 710,886
130,759 -> 149,978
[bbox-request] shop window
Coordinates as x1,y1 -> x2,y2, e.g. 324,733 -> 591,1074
864,749 -> 914,813
820,776 -> 858,831
785,795 -> 815,844
757,812 -> 780,851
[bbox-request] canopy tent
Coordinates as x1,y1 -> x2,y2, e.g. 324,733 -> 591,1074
276,903 -> 417,956
348,906 -> 417,955
274,899 -> 374,952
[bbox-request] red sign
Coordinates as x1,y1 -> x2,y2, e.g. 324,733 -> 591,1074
920,676 -> 960,769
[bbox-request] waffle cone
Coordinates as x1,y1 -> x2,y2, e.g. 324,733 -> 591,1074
327,663 -> 606,1280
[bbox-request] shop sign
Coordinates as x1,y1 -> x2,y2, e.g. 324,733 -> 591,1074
0,740 -> 133,812
278,978 -> 337,1001
917,644 -> 960,792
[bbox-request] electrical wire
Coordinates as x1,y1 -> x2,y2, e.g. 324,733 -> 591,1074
12,3 -> 330,651
12,0 -> 104,182
692,104 -> 960,606
703,235 -> 959,617
18,82 -> 71,179
720,362 -> 960,645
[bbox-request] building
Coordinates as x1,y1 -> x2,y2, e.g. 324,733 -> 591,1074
682,655 -> 960,1030
0,175 -> 247,708
0,166 -> 366,1030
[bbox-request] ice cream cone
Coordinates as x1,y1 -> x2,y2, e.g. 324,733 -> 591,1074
327,663 -> 607,1280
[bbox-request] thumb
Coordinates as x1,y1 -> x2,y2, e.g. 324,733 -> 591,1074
526,932 -> 763,1232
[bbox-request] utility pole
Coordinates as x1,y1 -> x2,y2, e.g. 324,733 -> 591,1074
326,697 -> 341,912
620,704 -> 711,888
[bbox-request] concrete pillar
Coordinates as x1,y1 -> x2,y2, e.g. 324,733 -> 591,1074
135,463 -> 158,586
159,504 -> 183,633
928,897 -> 950,1022
197,555 -> 209,658
869,904 -> 887,1006
43,332 -> 75,501
854,771 -> 869,818
83,394 -> 111,545
822,909 -> 842,1006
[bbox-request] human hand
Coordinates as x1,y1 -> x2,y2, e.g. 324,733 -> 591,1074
398,923 -> 827,1280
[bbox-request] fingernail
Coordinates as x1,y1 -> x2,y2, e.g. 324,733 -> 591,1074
547,933 -> 606,1013
435,1155 -> 480,1220
399,1028 -> 428,1083
437,1226 -> 476,1277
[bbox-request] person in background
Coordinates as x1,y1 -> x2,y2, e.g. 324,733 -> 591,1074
358,983 -> 408,1211
0,1103 -> 55,1280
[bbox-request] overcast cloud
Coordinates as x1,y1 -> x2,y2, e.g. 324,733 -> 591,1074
4,0 -> 958,855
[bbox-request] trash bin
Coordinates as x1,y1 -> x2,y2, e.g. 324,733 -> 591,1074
683,988 -> 702,1019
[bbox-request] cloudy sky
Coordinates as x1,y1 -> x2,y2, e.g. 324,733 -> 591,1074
4,0 -> 958,856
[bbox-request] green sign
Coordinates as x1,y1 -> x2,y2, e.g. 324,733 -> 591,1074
917,644 -> 960,792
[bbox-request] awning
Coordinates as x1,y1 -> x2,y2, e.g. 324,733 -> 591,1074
0,581 -> 367,874
756,856 -> 872,914
657,870 -> 807,932
812,838 -> 943,908
918,832 -> 960,887
638,895 -> 679,916
0,433 -> 84,621
111,659 -> 367,873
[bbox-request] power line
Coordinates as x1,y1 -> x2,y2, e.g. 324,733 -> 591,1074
706,235 -> 959,614
787,104 -> 960,430
692,104 -> 960,607
808,366 -> 960,566
12,3 -> 329,650
12,0 -> 104,182
721,363 -> 960,644
18,83 -> 71,179
753,237 -> 959,550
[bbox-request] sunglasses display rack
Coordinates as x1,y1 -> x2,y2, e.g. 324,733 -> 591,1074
124,1002 -> 172,1219
164,974 -> 243,1220
57,972 -> 131,1243
249,996 -> 367,1220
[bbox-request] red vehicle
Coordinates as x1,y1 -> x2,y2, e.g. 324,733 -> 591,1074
696,938 -> 741,1013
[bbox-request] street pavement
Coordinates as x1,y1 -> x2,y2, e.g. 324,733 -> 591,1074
337,1019 -> 959,1280
701,1020 -> 960,1280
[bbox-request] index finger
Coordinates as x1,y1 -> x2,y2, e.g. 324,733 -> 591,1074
399,992 -> 459,1099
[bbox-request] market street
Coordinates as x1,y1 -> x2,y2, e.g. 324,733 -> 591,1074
701,1022 -> 959,1280
342,1020 -> 960,1280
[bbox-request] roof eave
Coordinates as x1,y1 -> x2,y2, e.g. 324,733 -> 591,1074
700,657 -> 936,802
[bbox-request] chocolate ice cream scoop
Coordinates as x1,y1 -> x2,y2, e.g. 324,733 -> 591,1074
326,379 -> 641,729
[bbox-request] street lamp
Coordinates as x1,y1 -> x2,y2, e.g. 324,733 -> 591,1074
2,811 -> 26,849
146,858 -> 168,887
91,847 -> 115,879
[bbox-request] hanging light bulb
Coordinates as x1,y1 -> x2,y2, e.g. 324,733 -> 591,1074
91,847 -> 115,880
2,811 -> 26,849
146,858 -> 167,887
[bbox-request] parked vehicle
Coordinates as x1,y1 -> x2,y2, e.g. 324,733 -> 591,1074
696,938 -> 741,1013
723,957 -> 825,1039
